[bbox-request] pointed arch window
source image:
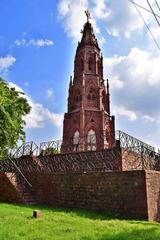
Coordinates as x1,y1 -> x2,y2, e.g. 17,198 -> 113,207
102,90 -> 106,104
87,129 -> 96,151
88,57 -> 93,70
75,90 -> 82,102
98,60 -> 101,75
73,130 -> 80,151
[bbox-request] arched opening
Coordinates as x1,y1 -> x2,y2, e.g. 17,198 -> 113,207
73,130 -> 80,151
98,60 -> 101,75
75,90 -> 82,102
87,129 -> 96,151
88,57 -> 93,70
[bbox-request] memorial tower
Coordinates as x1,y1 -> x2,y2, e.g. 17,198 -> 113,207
61,11 -> 115,153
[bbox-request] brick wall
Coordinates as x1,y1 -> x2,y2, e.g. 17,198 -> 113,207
2,170 -> 160,221
1,147 -> 158,173
38,146 -> 122,172
122,149 -> 155,171
24,170 -> 148,220
0,147 -> 122,173
0,172 -> 22,203
145,171 -> 160,221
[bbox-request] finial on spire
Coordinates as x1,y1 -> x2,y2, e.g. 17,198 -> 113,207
85,9 -> 91,22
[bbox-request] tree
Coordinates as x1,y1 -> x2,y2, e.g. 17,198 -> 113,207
0,78 -> 31,158
45,147 -> 60,155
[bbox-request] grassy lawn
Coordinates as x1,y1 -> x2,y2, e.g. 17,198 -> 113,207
0,203 -> 160,240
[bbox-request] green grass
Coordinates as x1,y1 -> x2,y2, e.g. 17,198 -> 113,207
0,203 -> 160,240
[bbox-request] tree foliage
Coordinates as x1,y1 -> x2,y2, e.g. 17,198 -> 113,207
45,147 -> 60,155
0,78 -> 31,158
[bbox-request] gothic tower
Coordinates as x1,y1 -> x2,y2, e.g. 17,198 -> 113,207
61,12 -> 115,153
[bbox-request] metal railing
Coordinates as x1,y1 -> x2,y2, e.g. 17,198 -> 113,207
0,130 -> 159,173
7,142 -> 39,159
0,130 -> 159,159
116,130 -> 156,158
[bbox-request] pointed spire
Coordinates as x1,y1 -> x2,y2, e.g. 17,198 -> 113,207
77,10 -> 99,50
107,79 -> 109,94
106,79 -> 110,115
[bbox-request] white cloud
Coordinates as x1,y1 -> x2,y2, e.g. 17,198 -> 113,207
104,56 -> 125,89
29,39 -> 54,48
104,47 -> 160,122
0,55 -> 16,73
14,38 -> 54,48
15,39 -> 26,46
46,88 -> 54,98
57,0 -> 160,41
58,0 -> 148,40
58,0 -> 88,40
8,82 -> 63,128
142,114 -> 160,124
142,115 -> 155,123
98,36 -> 106,45
89,0 -> 144,37
92,0 -> 109,19
150,26 -> 160,39
104,47 -> 160,88
112,105 -> 137,121
91,0 -> 155,37
24,101 -> 63,128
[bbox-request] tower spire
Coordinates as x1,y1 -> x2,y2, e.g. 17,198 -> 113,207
77,11 -> 99,50
61,12 -> 115,153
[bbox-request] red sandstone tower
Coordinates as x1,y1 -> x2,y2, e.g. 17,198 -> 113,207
61,11 -> 115,153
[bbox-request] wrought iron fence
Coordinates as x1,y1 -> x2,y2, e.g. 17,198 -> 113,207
0,130 -> 159,160
115,130 -> 156,158
7,142 -> 39,159
38,147 -> 122,173
116,130 -> 154,151
0,130 -> 160,173
40,139 -> 62,154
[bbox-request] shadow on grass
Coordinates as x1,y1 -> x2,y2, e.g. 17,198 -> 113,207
1,202 -> 160,225
0,202 -> 117,220
29,204 -> 116,221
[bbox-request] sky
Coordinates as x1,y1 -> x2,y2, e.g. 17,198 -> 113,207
0,0 -> 160,149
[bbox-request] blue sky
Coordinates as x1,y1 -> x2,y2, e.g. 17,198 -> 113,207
0,0 -> 160,149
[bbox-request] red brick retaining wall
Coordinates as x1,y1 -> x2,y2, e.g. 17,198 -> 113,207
25,170 -> 148,220
1,169 -> 160,221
